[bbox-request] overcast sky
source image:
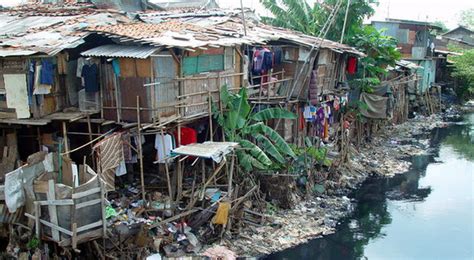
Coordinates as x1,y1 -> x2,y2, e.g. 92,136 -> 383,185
1,0 -> 472,29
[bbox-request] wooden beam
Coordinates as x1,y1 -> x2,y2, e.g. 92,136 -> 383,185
47,180 -> 60,241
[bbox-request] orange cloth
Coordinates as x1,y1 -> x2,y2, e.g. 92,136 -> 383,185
212,202 -> 231,225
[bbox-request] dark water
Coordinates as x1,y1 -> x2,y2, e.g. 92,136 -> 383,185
266,113 -> 474,260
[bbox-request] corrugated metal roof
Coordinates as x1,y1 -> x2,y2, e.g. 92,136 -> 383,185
88,10 -> 365,56
0,10 -> 130,56
81,44 -> 160,59
0,49 -> 38,57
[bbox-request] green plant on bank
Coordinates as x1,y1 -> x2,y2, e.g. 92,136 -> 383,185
348,26 -> 401,79
450,49 -> 474,100
213,85 -> 297,171
287,138 -> 331,194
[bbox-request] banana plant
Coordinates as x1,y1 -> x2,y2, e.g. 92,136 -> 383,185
213,85 -> 297,171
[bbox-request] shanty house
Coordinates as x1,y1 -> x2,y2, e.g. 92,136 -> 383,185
372,18 -> 442,93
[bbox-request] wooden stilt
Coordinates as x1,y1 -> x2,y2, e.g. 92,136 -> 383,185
62,121 -> 69,158
160,127 -> 173,202
136,96 -> 146,202
176,124 -> 182,202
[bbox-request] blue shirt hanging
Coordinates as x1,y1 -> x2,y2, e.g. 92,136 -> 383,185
40,59 -> 54,85
81,63 -> 99,93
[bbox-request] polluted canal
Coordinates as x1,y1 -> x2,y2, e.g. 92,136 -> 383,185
266,112 -> 474,260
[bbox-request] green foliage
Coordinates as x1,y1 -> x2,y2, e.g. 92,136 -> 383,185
432,20 -> 449,34
458,8 -> 474,30
348,26 -> 401,78
27,237 -> 40,250
260,0 -> 377,42
450,49 -> 474,99
287,138 -> 331,176
214,85 -> 297,171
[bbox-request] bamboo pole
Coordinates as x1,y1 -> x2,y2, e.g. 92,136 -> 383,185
208,90 -> 213,141
136,96 -> 146,202
160,127 -> 174,202
176,124 -> 182,202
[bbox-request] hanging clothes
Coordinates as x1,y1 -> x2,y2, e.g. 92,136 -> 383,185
347,56 -> 357,75
76,57 -> 85,78
112,59 -> 121,76
81,63 -> 99,92
93,133 -> 124,191
40,59 -> 54,85
252,49 -> 265,72
155,133 -> 173,163
33,64 -> 52,95
175,127 -> 197,146
273,47 -> 283,65
262,51 -> 273,71
27,61 -> 35,105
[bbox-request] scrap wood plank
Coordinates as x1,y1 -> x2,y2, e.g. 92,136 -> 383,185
38,199 -> 74,206
25,213 -> 73,236
148,209 -> 199,229
75,198 -> 102,209
47,179 -> 60,241
58,228 -> 103,247
76,220 -> 103,233
72,187 -> 101,199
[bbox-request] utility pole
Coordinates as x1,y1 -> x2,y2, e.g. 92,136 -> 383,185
340,0 -> 351,43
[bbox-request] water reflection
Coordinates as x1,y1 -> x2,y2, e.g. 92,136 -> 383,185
265,113 -> 473,260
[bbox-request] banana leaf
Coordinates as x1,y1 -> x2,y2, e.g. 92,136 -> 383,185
226,88 -> 251,130
249,122 -> 296,158
251,108 -> 297,121
255,134 -> 286,164
239,139 -> 272,166
237,151 -> 267,171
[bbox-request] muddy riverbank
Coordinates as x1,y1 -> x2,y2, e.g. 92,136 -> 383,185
213,113 -> 449,256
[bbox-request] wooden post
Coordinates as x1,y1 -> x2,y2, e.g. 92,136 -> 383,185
208,90 -> 213,141
62,121 -> 69,158
228,152 -> 235,198
99,176 -> 107,239
34,201 -> 41,239
47,179 -> 60,241
87,115 -> 96,169
176,124 -> 182,202
136,96 -> 146,202
160,127 -> 174,202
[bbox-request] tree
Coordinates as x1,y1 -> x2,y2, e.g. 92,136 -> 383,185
213,85 -> 297,171
458,8 -> 474,30
260,0 -> 377,43
348,26 -> 401,79
433,20 -> 449,34
450,49 -> 474,100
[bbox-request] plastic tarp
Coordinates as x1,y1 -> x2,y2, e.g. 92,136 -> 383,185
359,92 -> 388,119
172,142 -> 238,163
4,168 -> 25,213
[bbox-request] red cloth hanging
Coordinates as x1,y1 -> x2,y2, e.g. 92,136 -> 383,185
347,56 -> 357,75
174,127 -> 197,146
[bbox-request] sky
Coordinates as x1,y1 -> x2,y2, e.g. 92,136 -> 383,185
1,0 -> 472,29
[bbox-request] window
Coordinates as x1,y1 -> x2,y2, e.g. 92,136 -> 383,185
182,54 -> 224,76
